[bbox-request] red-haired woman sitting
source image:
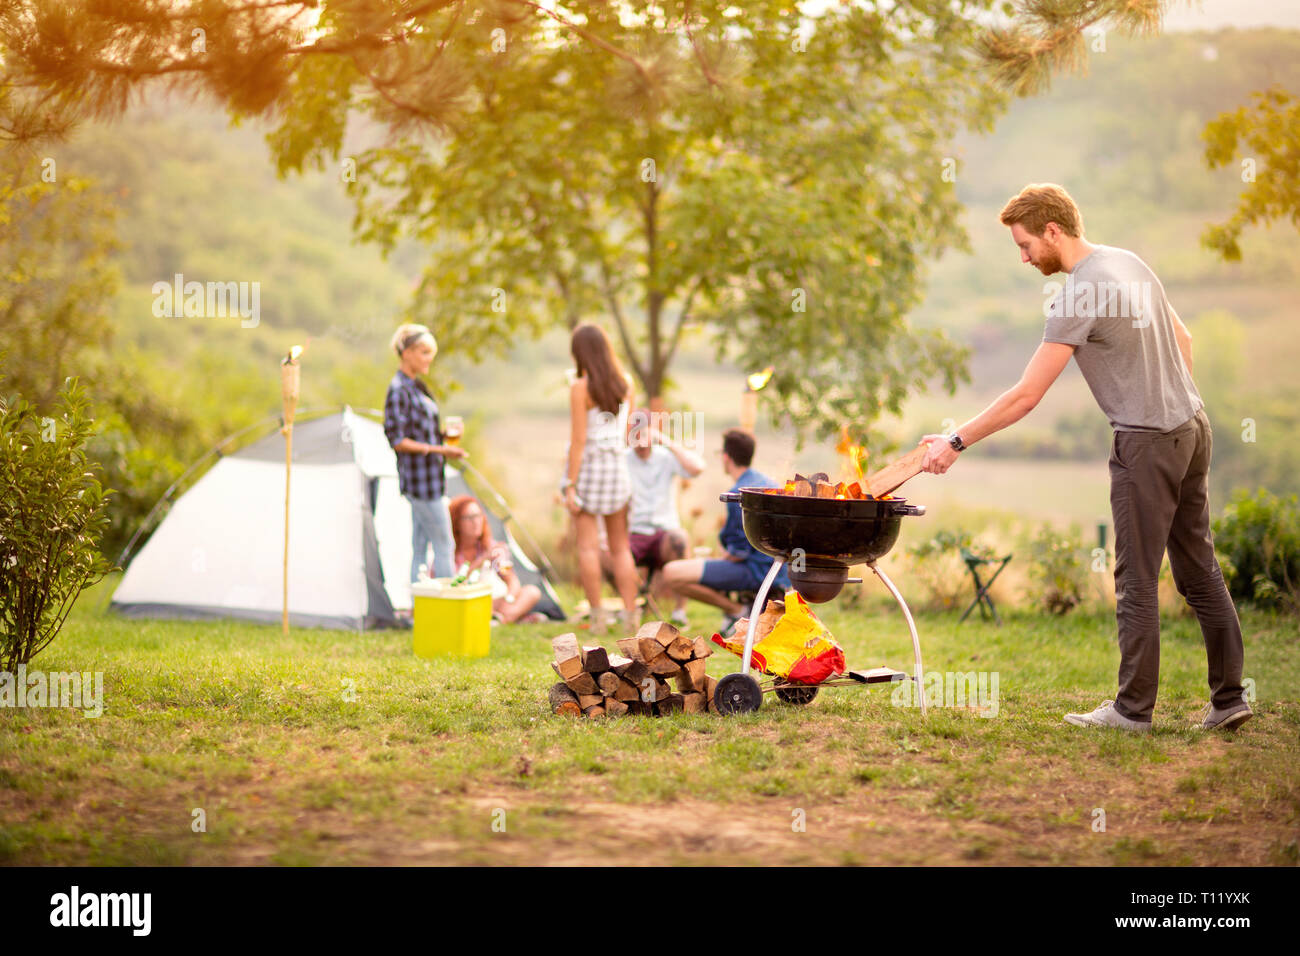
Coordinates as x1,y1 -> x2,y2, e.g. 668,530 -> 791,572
449,495 -> 544,624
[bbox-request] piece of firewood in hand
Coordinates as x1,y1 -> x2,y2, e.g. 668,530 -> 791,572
565,671 -> 599,696
863,445 -> 928,497
666,634 -> 695,662
548,682 -> 581,716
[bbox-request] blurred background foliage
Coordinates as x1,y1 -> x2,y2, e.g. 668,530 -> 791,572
1,24 -> 1298,607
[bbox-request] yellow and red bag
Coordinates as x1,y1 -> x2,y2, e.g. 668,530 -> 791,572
712,593 -> 846,685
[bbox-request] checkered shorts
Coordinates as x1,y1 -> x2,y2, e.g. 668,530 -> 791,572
574,445 -> 632,515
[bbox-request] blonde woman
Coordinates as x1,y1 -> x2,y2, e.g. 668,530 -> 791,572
383,324 -> 468,583
564,323 -> 641,634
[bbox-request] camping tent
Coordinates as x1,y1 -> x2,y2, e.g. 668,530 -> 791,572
110,407 -> 564,630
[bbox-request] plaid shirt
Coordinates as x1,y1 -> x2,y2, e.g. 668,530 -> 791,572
384,370 -> 445,500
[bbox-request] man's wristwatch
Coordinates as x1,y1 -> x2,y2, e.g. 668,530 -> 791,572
948,434 -> 966,453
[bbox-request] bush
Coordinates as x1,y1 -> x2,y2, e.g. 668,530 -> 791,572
0,377 -> 116,671
1026,523 -> 1090,615
906,529 -> 996,612
1212,488 -> 1300,613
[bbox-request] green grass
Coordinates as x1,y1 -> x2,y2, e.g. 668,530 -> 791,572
1,573 -> 1296,865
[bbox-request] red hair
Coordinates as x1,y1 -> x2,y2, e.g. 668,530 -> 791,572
449,495 -> 494,560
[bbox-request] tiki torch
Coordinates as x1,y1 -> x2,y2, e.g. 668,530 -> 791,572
740,365 -> 774,434
281,345 -> 302,634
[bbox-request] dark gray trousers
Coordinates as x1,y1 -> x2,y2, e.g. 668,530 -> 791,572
1109,408 -> 1245,722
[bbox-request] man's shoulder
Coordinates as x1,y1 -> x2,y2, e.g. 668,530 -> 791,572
738,468 -> 774,489
1074,245 -> 1156,281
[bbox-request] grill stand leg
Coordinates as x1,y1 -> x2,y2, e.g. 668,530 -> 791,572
741,558 -> 785,676
869,562 -> 928,715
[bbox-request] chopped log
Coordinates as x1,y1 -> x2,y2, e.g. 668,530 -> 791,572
548,682 -> 581,716
565,672 -> 599,696
690,636 -> 714,659
704,676 -> 718,709
862,445 -> 927,498
614,677 -> 641,702
557,656 -> 585,680
682,692 -> 706,714
666,634 -> 695,662
636,620 -> 680,648
657,694 -> 684,716
846,481 -> 865,500
616,637 -> 640,659
625,700 -> 651,716
582,645 -> 610,674
608,654 -> 634,676
637,639 -> 668,662
551,633 -> 582,663
676,658 -> 708,693
636,676 -> 671,703
604,697 -> 629,717
793,478 -> 812,497
577,692 -> 604,710
583,704 -> 606,718
815,480 -> 838,499
649,655 -> 682,677
622,659 -> 651,684
598,672 -> 622,696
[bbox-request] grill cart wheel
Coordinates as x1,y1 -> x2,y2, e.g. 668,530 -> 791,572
774,684 -> 819,706
715,673 -> 764,715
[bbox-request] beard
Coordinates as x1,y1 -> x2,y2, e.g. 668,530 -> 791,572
1034,245 -> 1064,275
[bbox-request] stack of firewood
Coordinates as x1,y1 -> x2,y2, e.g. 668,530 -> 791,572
548,622 -> 718,718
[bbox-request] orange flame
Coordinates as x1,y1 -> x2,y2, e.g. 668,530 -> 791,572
835,425 -> 868,480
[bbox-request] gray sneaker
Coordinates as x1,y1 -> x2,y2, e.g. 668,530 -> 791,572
1194,701 -> 1253,731
1063,699 -> 1151,733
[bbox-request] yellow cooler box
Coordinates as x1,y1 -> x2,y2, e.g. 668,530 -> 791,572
410,579 -> 493,659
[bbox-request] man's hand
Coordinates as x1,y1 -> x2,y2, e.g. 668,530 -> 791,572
919,435 -> 959,475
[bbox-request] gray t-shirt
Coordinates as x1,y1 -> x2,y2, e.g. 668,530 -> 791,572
626,446 -> 689,535
1043,245 -> 1202,432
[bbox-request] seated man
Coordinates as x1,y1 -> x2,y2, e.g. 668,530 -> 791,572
617,414 -> 705,626
661,428 -> 790,634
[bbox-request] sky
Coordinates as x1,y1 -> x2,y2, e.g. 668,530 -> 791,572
1163,0 -> 1300,30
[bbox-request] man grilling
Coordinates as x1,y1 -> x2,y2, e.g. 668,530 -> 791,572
919,183 -> 1249,733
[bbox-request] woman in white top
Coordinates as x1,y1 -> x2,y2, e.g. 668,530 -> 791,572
564,323 -> 640,634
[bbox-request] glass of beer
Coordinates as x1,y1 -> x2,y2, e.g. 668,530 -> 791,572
443,416 -> 464,446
